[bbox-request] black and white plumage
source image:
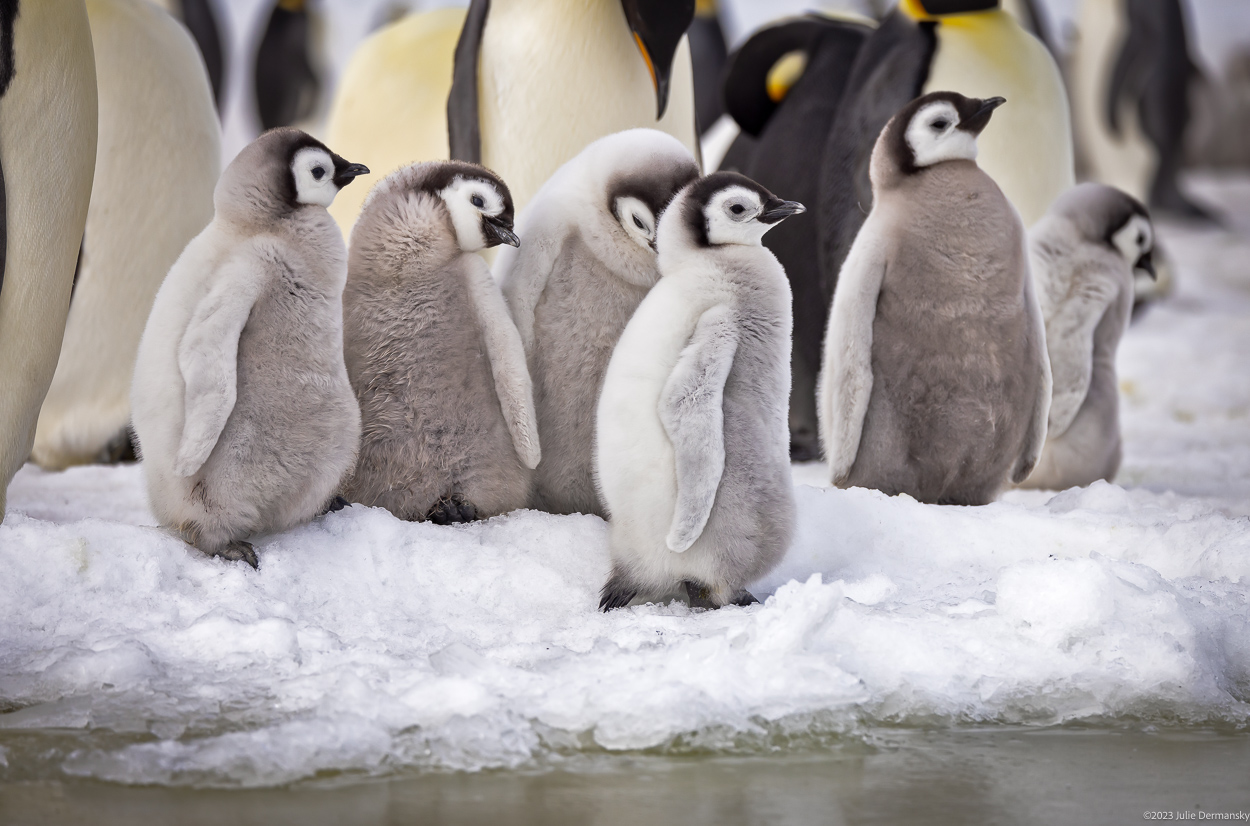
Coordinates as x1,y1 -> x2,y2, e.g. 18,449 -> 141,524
495,129 -> 698,518
596,171 -> 803,611
818,91 -> 1051,506
1021,183 -> 1154,490
341,161 -> 540,524
131,128 -> 368,567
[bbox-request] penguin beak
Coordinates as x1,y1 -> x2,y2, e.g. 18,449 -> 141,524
757,198 -> 806,224
333,162 -> 371,188
621,0 -> 696,119
959,96 -> 1006,135
1135,250 -> 1157,280
483,214 -> 520,248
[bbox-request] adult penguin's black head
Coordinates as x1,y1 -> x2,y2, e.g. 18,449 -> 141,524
900,0 -> 999,18
621,0 -> 697,119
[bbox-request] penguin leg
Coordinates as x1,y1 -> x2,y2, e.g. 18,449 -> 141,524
94,426 -> 138,464
727,589 -> 760,607
320,495 -> 350,516
426,492 -> 478,525
683,580 -> 719,610
600,567 -> 641,612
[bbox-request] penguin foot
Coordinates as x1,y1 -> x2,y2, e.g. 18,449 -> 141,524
683,581 -> 759,609
95,427 -> 138,464
205,540 -> 258,570
683,580 -> 721,610
321,495 -> 350,515
426,493 -> 478,525
600,570 -> 640,612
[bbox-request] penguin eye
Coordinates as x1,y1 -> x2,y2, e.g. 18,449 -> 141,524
633,214 -> 646,231
730,204 -> 746,215
471,194 -> 485,209
1137,232 -> 1145,246
312,167 -> 325,180
931,119 -> 949,131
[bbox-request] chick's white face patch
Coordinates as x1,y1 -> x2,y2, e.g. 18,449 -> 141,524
906,100 -> 978,168
705,185 -> 769,246
440,176 -> 506,252
292,147 -> 339,208
1112,214 -> 1153,264
614,196 -> 658,251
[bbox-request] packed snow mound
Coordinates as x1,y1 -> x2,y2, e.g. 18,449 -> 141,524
1,464 -> 1248,787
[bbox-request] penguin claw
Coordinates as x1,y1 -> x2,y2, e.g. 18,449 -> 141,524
206,540 -> 258,570
728,589 -> 760,607
426,493 -> 478,525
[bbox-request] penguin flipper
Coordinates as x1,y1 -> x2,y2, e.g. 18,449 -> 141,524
723,14 -> 873,138
448,0 -> 489,163
174,257 -> 264,478
493,219 -> 562,355
465,255 -> 541,469
659,304 -> 739,554
818,223 -> 887,485
1037,267 -> 1116,439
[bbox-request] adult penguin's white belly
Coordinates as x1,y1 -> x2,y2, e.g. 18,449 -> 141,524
325,0 -> 699,239
477,0 -> 698,212
31,0 -> 220,469
1068,0 -> 1154,203
0,0 -> 97,518
920,6 -> 1075,226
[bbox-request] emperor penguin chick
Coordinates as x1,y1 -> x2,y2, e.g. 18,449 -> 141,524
495,129 -> 699,518
341,161 -> 539,524
818,92 -> 1051,506
130,129 -> 369,568
1020,183 -> 1154,490
596,172 -> 804,611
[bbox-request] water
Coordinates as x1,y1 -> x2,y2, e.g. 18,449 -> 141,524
3,727 -> 1248,825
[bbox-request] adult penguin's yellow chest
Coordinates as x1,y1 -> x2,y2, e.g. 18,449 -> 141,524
904,1 -> 1074,226
477,0 -> 698,211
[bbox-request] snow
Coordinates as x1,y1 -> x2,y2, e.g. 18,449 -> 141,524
1,176 -> 1249,788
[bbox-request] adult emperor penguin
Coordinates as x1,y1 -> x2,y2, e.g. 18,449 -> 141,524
495,129 -> 698,518
0,0 -> 97,523
1070,0 -> 1208,218
147,0 -> 225,109
818,92 -> 1051,506
717,12 -> 874,460
1021,184 -> 1154,490
32,0 -> 221,470
596,172 -> 802,611
720,0 -> 1072,460
325,0 -> 699,238
254,0 -> 322,131
130,129 -> 367,567
341,161 -> 539,524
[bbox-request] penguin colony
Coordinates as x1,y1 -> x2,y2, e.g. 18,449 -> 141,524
9,2 -> 1165,614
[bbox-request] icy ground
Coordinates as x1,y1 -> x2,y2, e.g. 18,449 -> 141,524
2,178 -> 1249,788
